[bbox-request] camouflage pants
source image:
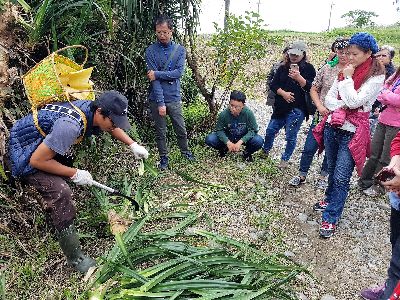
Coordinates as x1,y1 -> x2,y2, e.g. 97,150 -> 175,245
25,171 -> 76,231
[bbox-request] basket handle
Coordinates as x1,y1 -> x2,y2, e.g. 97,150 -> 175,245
53,45 -> 88,67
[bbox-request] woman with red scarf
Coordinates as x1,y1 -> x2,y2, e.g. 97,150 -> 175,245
312,32 -> 385,238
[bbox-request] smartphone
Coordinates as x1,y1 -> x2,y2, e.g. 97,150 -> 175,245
290,64 -> 299,71
375,169 -> 395,182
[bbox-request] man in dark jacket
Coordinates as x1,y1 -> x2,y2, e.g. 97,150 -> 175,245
8,90 -> 148,274
205,90 -> 263,162
145,14 -> 194,170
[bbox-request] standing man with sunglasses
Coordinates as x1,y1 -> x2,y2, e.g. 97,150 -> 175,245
145,14 -> 195,170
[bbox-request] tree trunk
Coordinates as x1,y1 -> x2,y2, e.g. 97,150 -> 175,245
224,0 -> 230,31
0,2 -> 17,171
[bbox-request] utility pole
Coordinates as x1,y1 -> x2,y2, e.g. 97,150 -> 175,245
257,0 -> 261,14
224,0 -> 231,31
327,1 -> 334,31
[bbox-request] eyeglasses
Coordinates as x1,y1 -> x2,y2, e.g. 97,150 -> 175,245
229,104 -> 244,110
336,50 -> 349,56
156,30 -> 172,36
375,54 -> 389,58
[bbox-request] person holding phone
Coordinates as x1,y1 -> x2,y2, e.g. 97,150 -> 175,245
288,38 -> 350,189
261,41 -> 316,169
361,130 -> 400,299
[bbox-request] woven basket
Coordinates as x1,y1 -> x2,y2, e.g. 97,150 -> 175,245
22,45 -> 95,108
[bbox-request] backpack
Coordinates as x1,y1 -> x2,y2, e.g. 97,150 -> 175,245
22,45 -> 95,143
265,62 -> 281,107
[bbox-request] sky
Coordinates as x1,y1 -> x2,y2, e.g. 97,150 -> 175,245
199,0 -> 400,33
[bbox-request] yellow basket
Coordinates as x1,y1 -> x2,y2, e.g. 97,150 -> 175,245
22,45 -> 95,142
22,45 -> 95,106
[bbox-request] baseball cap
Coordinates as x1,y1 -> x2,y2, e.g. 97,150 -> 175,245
95,90 -> 131,130
288,41 -> 307,56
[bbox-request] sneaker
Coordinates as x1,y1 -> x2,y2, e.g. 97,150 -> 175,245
289,176 -> 306,186
316,177 -> 328,190
278,160 -> 289,169
360,284 -> 385,300
159,155 -> 169,170
183,152 -> 196,161
363,185 -> 383,197
242,151 -> 254,162
313,200 -> 328,212
319,221 -> 336,238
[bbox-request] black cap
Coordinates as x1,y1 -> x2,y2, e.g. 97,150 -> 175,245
95,91 -> 131,130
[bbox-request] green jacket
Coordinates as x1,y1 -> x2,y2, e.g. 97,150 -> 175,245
215,106 -> 259,144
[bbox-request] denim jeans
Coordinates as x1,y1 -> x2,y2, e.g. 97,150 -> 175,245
359,122 -> 400,189
322,124 -> 355,225
381,207 -> 400,299
299,122 -> 328,177
262,108 -> 305,161
150,101 -> 189,156
205,132 -> 264,154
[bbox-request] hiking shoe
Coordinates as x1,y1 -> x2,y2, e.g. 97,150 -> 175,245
278,160 -> 289,169
316,177 -> 328,190
360,284 -> 385,300
289,176 -> 306,186
363,185 -> 383,197
159,155 -> 169,170
183,152 -> 196,161
313,200 -> 328,212
259,150 -> 269,159
242,151 -> 254,162
218,148 -> 228,158
319,221 -> 336,238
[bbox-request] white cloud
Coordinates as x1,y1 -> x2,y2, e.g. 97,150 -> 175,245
199,0 -> 399,33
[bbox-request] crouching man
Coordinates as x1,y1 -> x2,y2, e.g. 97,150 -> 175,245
8,90 -> 149,273
205,90 -> 263,162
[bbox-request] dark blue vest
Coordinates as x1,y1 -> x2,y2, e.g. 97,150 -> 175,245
9,100 -> 96,177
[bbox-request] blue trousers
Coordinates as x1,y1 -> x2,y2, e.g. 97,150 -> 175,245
205,132 -> 264,154
299,122 -> 328,177
322,124 -> 355,225
262,108 -> 305,161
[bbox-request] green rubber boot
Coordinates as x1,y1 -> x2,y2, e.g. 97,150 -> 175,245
58,224 -> 96,274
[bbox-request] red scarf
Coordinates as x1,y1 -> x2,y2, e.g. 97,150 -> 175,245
337,57 -> 372,99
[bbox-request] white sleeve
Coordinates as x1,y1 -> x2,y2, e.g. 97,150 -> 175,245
338,75 -> 385,110
324,78 -> 345,111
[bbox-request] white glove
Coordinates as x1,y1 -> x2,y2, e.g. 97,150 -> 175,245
129,142 -> 149,159
71,169 -> 93,186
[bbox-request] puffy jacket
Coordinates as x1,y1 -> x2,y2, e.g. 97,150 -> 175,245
9,100 -> 95,177
313,110 -> 370,176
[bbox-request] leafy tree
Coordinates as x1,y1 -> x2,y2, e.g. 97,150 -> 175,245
341,9 -> 378,28
2,0 -> 200,122
186,11 -> 274,116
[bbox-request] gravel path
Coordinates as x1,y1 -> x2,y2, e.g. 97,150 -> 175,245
247,99 -> 391,300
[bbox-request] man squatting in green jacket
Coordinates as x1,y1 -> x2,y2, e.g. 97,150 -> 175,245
205,90 -> 264,162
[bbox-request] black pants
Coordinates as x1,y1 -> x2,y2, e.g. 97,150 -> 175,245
381,207 -> 400,299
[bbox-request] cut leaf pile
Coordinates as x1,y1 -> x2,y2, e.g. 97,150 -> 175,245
86,211 -> 309,299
